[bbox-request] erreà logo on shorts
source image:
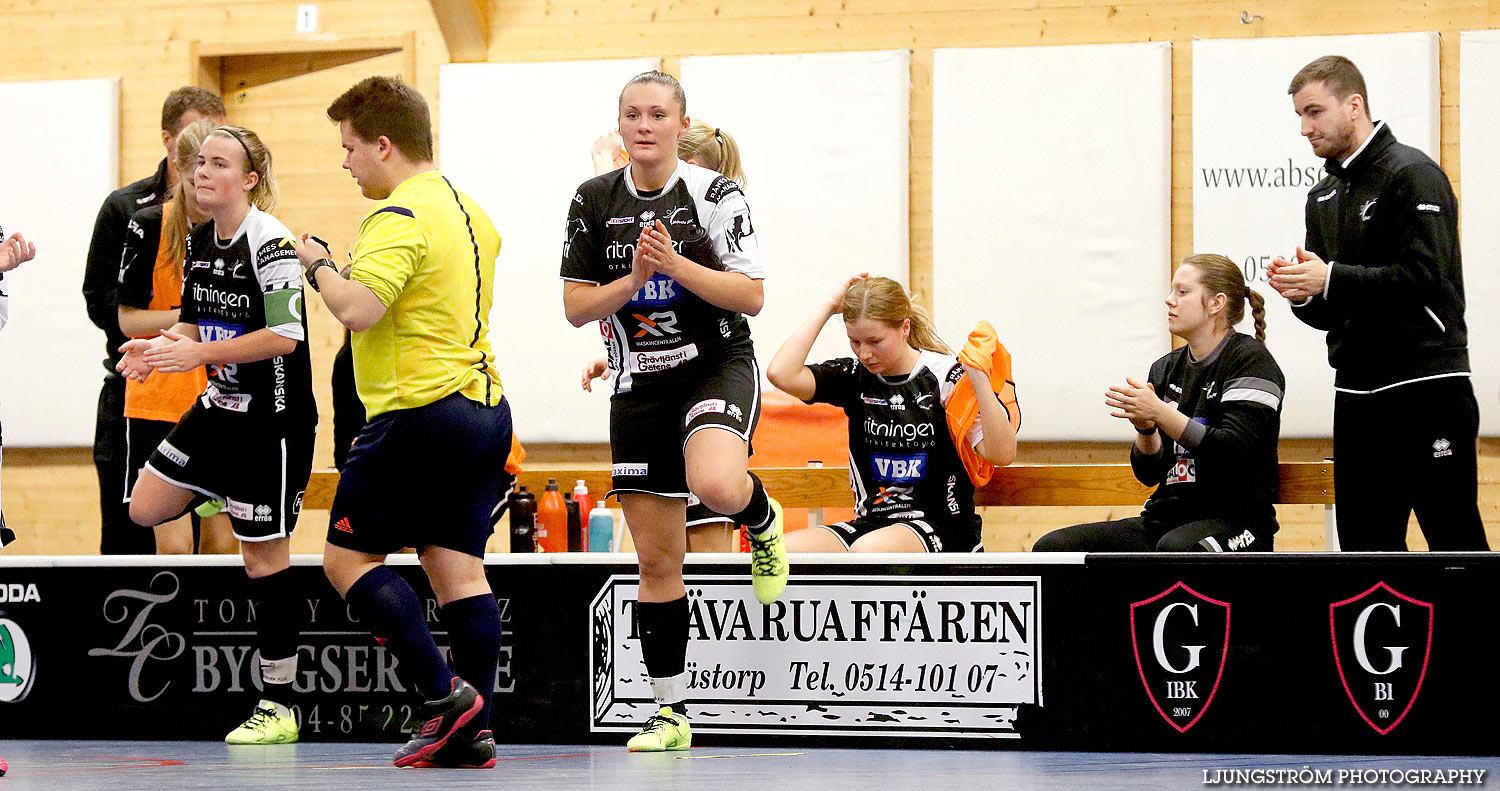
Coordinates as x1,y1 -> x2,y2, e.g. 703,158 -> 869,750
613,463 -> 649,477
228,500 -> 275,522
0,617 -> 36,703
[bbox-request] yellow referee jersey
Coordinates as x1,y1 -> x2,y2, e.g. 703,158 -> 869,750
349,170 -> 503,418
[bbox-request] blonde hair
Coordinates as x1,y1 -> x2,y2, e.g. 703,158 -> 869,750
678,119 -> 745,188
1182,253 -> 1268,342
841,277 -> 950,355
209,125 -> 278,213
163,118 -> 217,269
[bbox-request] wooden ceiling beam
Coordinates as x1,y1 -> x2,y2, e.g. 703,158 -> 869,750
430,0 -> 490,63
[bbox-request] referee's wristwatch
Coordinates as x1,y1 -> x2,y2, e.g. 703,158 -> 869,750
305,258 -> 337,292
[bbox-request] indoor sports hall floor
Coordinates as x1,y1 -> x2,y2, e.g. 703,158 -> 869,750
0,741 -> 1494,790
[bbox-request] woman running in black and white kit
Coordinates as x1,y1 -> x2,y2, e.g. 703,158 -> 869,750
768,275 -> 1017,552
1033,254 -> 1285,552
561,71 -> 787,752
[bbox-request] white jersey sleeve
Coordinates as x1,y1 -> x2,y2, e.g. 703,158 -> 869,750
685,164 -> 763,279
245,209 -> 307,342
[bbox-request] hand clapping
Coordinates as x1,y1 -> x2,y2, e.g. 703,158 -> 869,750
1268,246 -> 1329,300
1106,377 -> 1163,431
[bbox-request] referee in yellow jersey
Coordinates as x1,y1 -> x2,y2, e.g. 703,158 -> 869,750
294,76 -> 509,770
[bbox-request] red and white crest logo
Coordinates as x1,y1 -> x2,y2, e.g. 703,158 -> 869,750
1330,581 -> 1433,735
1129,581 -> 1230,733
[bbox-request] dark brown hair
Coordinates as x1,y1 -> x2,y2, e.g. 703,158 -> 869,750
1182,253 -> 1267,342
327,76 -> 434,162
161,86 -> 226,133
1287,55 -> 1371,115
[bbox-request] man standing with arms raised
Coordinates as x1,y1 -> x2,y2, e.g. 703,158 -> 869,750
294,76 -> 510,769
1269,56 -> 1484,550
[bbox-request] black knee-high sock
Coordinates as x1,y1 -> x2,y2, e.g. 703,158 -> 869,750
345,565 -> 451,700
730,472 -> 774,537
441,594 -> 502,732
635,596 -> 690,714
249,568 -> 300,707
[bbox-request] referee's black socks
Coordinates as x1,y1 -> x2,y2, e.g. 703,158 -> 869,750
345,565 -> 452,701
635,596 -> 690,716
441,594 -> 502,732
249,568 -> 300,709
731,472 -> 775,538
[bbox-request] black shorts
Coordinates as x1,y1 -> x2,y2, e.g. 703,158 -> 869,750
124,417 -> 176,504
686,497 -> 733,527
609,352 -> 760,498
820,514 -> 984,553
143,401 -> 314,542
329,392 -> 513,558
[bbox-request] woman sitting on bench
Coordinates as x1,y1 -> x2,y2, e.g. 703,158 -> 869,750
1033,254 -> 1284,553
768,275 -> 1016,552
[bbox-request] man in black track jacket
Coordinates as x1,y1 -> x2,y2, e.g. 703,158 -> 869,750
1270,55 -> 1484,551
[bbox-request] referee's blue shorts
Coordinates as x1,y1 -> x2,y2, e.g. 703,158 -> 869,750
327,391 -> 513,558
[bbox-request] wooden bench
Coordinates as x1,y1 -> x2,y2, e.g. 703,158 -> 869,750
301,461 -> 1337,549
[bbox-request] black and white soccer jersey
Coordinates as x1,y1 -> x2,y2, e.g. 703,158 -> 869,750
1135,332 -> 1284,532
808,351 -> 984,524
180,208 -> 315,425
561,160 -> 762,393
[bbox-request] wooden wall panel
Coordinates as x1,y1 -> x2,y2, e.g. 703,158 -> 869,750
1,0 -> 1497,552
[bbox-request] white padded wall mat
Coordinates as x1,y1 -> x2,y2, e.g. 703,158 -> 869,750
0,78 -> 119,446
933,43 -> 1172,441
1461,30 -> 1500,434
679,50 -> 911,377
1193,33 -> 1440,437
440,58 -> 660,442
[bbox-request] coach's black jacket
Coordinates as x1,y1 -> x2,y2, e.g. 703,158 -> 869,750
82,158 -> 168,371
1291,123 -> 1469,392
